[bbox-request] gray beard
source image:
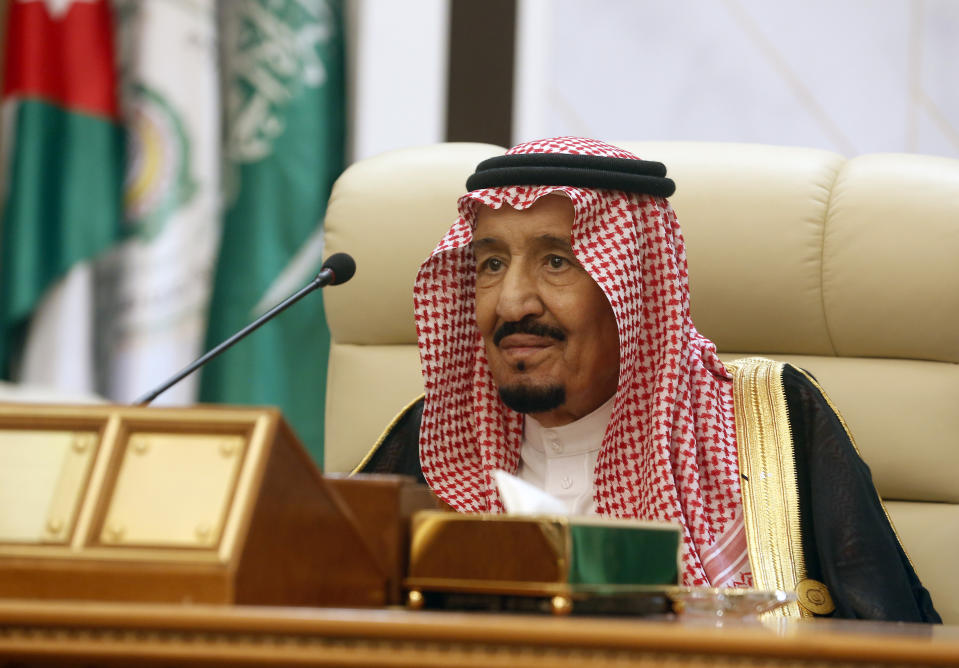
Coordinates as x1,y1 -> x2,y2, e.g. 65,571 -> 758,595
498,384 -> 566,414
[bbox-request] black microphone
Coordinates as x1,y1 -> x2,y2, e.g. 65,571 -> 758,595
133,252 -> 357,406
314,251 -> 356,286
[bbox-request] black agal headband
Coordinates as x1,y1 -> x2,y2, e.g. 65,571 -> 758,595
465,152 -> 676,198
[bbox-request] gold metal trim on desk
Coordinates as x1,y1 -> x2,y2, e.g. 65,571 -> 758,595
0,600 -> 956,668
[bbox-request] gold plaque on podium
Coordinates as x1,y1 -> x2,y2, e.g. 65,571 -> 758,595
0,428 -> 98,544
0,403 -> 402,607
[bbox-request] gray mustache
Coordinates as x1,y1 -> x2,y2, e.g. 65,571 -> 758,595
493,319 -> 566,346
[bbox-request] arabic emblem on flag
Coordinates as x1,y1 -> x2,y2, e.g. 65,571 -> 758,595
224,0 -> 335,165
124,84 -> 197,241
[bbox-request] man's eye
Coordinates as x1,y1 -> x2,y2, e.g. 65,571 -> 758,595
547,255 -> 568,270
480,257 -> 504,272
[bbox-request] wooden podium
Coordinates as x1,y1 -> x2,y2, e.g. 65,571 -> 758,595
0,403 -> 432,607
1,406 -> 957,667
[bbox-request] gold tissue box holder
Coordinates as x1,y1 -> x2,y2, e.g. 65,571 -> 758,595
404,511 -> 682,615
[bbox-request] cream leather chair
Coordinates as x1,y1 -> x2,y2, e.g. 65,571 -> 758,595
323,141 -> 959,623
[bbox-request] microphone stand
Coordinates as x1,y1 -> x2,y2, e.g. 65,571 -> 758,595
133,271 -> 331,406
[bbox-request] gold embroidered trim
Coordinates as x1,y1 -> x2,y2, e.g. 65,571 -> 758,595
792,367 -> 918,573
726,357 -> 808,618
350,394 -> 426,476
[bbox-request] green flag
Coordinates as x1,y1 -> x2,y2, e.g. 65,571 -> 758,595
0,0 -> 125,380
200,0 -> 345,463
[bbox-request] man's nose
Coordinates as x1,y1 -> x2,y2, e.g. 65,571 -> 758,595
495,264 -> 544,322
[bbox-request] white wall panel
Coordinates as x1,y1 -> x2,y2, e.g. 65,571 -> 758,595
514,0 -> 959,159
348,0 -> 450,162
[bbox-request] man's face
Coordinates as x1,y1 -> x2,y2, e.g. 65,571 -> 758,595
473,195 -> 620,427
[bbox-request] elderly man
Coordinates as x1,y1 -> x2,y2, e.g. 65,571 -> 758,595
359,137 -> 939,622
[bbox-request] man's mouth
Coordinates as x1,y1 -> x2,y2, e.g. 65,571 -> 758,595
499,333 -> 555,349
496,333 -> 562,369
492,321 -> 565,368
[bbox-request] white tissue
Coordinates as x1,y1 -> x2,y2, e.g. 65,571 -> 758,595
493,469 -> 569,515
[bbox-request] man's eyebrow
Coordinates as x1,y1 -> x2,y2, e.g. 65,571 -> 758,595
472,237 -> 501,251
536,234 -> 573,251
471,234 -> 573,252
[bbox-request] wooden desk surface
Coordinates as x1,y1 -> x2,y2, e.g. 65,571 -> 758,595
0,599 -> 956,667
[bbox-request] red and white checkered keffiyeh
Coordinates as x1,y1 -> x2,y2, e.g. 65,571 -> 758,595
413,137 -> 750,587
